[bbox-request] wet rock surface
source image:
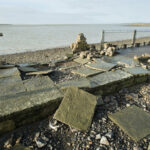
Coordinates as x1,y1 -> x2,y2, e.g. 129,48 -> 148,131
1,82 -> 150,150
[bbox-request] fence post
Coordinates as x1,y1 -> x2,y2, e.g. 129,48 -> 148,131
100,30 -> 104,50
132,30 -> 136,46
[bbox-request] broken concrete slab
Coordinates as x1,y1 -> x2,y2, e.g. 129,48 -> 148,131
26,69 -> 53,75
74,57 -> 89,65
18,66 -> 38,73
89,70 -> 133,88
86,59 -> 116,71
54,86 -> 97,131
123,67 -> 150,76
58,77 -> 96,92
0,67 -> 20,78
0,87 -> 63,135
0,76 -> 26,97
72,67 -> 103,77
23,76 -> 54,92
88,70 -> 134,95
123,67 -> 150,83
0,64 -> 15,69
109,105 -> 150,142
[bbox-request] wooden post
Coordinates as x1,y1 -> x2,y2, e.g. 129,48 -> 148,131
100,30 -> 104,50
132,30 -> 136,46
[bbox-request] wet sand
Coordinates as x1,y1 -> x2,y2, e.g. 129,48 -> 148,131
0,37 -> 150,64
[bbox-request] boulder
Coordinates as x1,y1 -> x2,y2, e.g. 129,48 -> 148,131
105,47 -> 116,57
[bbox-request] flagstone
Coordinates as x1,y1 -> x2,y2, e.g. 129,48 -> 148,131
0,67 -> 20,78
54,86 -> 97,131
26,69 -> 53,75
123,67 -> 150,83
72,67 -> 103,77
74,57 -> 89,65
18,66 -> 38,73
23,76 -> 55,92
0,76 -> 26,97
86,59 -> 116,71
58,78 -> 96,91
109,105 -> 150,142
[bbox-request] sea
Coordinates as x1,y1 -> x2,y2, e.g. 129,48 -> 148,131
0,24 -> 150,55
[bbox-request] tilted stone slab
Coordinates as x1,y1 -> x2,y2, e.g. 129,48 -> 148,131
23,76 -> 54,92
0,67 -> 20,78
54,86 -> 97,131
0,76 -> 26,97
109,105 -> 150,142
72,67 -> 103,77
74,57 -> 89,65
86,59 -> 116,71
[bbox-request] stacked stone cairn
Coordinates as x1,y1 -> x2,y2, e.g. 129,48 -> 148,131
100,43 -> 116,57
70,33 -> 89,53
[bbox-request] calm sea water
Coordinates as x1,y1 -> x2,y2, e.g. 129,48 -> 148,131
0,24 -> 150,55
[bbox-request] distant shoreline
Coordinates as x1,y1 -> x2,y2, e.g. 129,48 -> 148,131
128,24 -> 150,27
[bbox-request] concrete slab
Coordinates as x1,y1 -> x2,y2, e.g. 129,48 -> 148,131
86,59 -> 116,71
123,67 -> 150,76
74,57 -> 89,65
0,76 -> 26,97
0,67 -> 20,78
23,76 -> 54,92
123,67 -> 150,84
54,86 -> 97,131
0,87 -> 63,135
109,105 -> 150,142
18,66 -> 38,73
58,78 -> 96,91
89,70 -> 133,88
0,64 -> 15,69
26,69 -> 53,75
72,67 -> 103,77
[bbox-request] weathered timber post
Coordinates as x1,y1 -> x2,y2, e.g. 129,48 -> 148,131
100,30 -> 104,50
132,30 -> 136,47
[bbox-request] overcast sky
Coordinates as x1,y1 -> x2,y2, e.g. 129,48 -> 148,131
0,0 -> 149,24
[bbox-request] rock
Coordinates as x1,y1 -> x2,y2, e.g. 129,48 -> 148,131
80,51 -> 87,59
133,146 -> 142,150
105,47 -> 116,57
100,136 -> 109,146
100,50 -> 105,55
148,143 -> 150,150
105,132 -> 113,138
95,134 -> 101,140
12,144 -> 31,150
71,33 -> 89,53
35,138 -> 47,148
148,59 -> 150,63
0,33 -> 3,36
87,53 -> 93,60
104,43 -> 110,49
89,44 -> 96,51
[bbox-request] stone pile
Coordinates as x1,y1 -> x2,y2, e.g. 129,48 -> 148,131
70,33 -> 89,53
100,43 -> 116,57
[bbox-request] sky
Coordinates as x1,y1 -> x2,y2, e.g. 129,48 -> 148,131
0,0 -> 149,24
